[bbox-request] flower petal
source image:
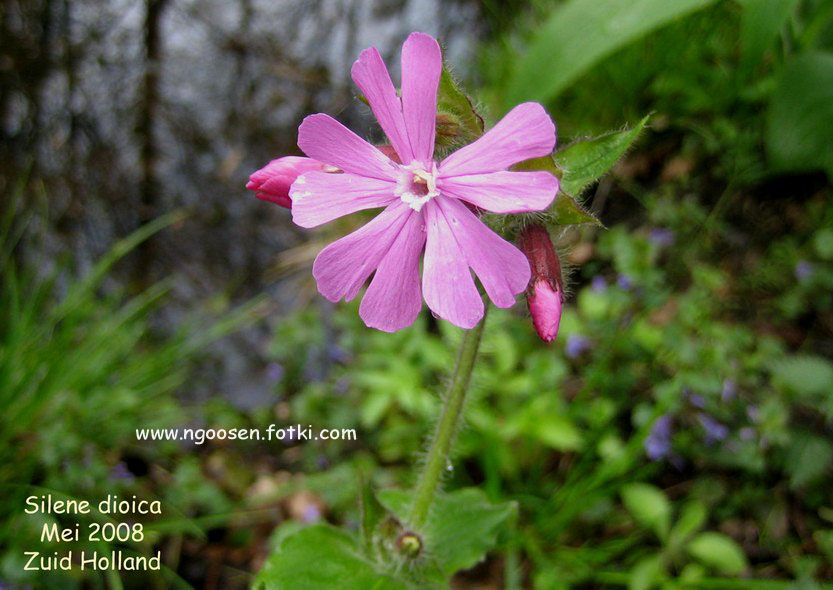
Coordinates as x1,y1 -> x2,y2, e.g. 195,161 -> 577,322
401,32 -> 442,164
312,202 -> 411,302
435,197 -> 530,308
440,102 -> 556,177
290,171 -> 396,228
438,170 -> 558,213
422,200 -> 484,329
359,210 -> 426,332
298,113 -> 398,180
351,47 -> 414,164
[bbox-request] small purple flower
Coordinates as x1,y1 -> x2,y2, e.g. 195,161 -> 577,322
110,462 -> 135,483
591,275 -> 607,292
739,427 -> 756,441
686,389 -> 706,409
334,377 -> 351,394
746,405 -> 761,423
302,504 -> 322,523
795,260 -> 814,282
721,379 -> 737,402
645,414 -> 673,460
266,362 -> 285,383
565,334 -> 591,359
328,345 -> 351,364
649,228 -> 674,247
617,274 -> 633,290
698,413 -> 729,443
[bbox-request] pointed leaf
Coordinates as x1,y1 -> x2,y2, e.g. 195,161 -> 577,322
628,554 -> 664,590
687,532 -> 748,575
359,473 -> 387,554
669,501 -> 707,546
437,67 -> 484,143
621,483 -> 671,541
554,116 -> 649,197
552,194 -> 602,226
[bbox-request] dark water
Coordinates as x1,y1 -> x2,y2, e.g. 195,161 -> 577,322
1,0 -> 483,407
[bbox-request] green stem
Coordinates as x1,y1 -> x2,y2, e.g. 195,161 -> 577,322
408,308 -> 488,530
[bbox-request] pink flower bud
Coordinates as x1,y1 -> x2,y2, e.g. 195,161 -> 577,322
247,156 -> 324,208
528,279 -> 563,342
519,224 -> 563,343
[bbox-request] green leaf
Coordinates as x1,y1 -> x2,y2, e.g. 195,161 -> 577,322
554,116 -> 649,197
785,434 -> 833,489
532,413 -> 584,451
687,532 -> 748,575
621,483 -> 671,541
739,0 -> 797,70
766,52 -> 833,178
669,501 -> 707,546
359,474 -> 386,554
437,67 -> 484,142
507,0 -> 718,104
255,524 -> 406,590
506,396 -> 583,451
814,228 -> 833,260
814,530 -> 833,563
771,355 -> 833,397
552,194 -> 601,226
679,563 -> 706,584
628,554 -> 664,590
378,487 -> 516,578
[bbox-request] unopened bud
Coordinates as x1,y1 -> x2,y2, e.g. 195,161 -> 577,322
435,112 -> 461,140
247,156 -> 325,208
395,531 -> 423,558
375,144 -> 402,164
519,224 -> 563,343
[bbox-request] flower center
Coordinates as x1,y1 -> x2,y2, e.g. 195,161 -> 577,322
395,161 -> 439,212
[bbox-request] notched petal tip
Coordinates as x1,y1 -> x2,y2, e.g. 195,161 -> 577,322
350,46 -> 382,76
400,31 -> 442,162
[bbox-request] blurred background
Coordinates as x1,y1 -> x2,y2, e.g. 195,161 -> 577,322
1,0 -> 832,588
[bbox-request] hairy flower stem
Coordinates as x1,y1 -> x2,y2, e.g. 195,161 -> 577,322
408,308 -> 487,531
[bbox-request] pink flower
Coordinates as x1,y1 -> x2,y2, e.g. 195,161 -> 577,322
519,224 -> 563,342
247,156 -> 324,208
290,32 -> 559,332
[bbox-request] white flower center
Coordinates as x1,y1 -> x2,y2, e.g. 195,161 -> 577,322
395,161 -> 439,212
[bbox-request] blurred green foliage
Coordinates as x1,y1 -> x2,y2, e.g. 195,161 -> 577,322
255,1 -> 833,584
3,0 -> 833,588
262,183 -> 833,587
0,198 -> 266,589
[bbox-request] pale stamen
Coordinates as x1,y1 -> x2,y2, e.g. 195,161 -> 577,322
396,162 -> 439,212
